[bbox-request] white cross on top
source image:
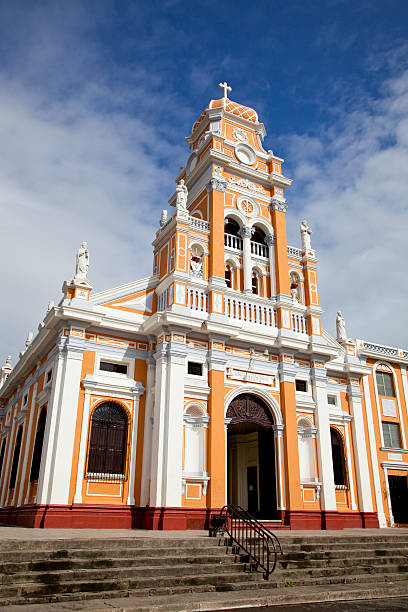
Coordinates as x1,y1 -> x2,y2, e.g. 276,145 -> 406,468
219,82 -> 232,99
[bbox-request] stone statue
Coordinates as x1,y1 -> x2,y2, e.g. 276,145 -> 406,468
75,242 -> 90,280
160,210 -> 168,227
190,255 -> 203,277
336,310 -> 347,342
176,179 -> 188,211
291,287 -> 299,302
300,220 -> 312,252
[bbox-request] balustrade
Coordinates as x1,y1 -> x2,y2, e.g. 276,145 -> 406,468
224,234 -> 243,250
292,313 -> 308,334
187,288 -> 208,312
251,241 -> 268,258
225,295 -> 277,327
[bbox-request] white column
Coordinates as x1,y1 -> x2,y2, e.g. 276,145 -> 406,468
127,383 -> 145,505
140,357 -> 156,506
73,388 -> 91,504
273,424 -> 285,510
149,346 -> 168,507
265,233 -> 276,297
36,338 -> 84,505
0,417 -> 17,506
311,368 -> 337,510
240,225 -> 253,294
362,376 -> 387,527
18,382 -> 38,506
161,345 -> 186,506
347,384 -> 373,513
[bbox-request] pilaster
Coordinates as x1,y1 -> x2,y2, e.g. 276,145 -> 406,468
36,336 -> 84,505
278,361 -> 302,510
207,343 -> 228,508
347,382 -> 374,513
311,367 -> 337,511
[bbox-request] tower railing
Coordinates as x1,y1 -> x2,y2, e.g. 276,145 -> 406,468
225,295 -> 277,327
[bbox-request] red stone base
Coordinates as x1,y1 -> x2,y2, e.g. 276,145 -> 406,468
277,509 -> 379,530
0,505 -> 379,530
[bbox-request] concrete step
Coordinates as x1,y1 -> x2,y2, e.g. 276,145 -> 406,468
2,578 -> 408,611
0,569 -> 263,604
0,552 -> 238,574
279,554 -> 408,569
0,559 -> 250,587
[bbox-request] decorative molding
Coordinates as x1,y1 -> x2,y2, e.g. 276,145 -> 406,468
226,393 -> 274,429
271,198 -> 288,212
228,176 -> 264,194
206,178 -> 227,193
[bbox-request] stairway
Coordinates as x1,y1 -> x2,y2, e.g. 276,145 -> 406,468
1,531 -> 408,610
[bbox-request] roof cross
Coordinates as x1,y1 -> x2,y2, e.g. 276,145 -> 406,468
219,82 -> 232,99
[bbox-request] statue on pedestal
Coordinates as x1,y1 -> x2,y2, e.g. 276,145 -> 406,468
75,242 -> 90,280
176,179 -> 188,212
336,310 -> 347,342
300,220 -> 312,252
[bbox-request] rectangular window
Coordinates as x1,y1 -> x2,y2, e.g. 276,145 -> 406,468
376,371 -> 395,397
46,370 -> 52,384
100,361 -> 128,375
327,395 -> 337,406
188,362 -> 203,376
295,379 -> 307,392
22,394 -> 28,406
382,422 -> 402,449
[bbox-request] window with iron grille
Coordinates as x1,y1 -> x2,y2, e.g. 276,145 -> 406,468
330,428 -> 347,487
86,402 -> 128,481
9,426 -> 23,489
30,407 -> 47,482
376,371 -> 395,397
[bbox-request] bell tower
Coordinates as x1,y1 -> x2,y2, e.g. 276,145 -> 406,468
151,83 -> 323,342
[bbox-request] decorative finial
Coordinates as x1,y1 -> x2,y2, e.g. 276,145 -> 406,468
25,331 -> 33,348
219,82 -> 232,99
74,241 -> 90,280
160,210 -> 168,228
6,356 -> 11,364
47,300 -> 54,311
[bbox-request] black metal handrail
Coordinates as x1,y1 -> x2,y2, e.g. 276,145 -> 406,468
219,504 -> 282,579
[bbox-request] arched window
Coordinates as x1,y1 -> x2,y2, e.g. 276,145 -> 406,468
29,407 -> 47,482
252,270 -> 260,295
0,438 -> 6,480
250,226 -> 269,257
330,428 -> 347,486
9,426 -> 23,490
224,218 -> 240,236
87,402 -> 128,480
225,263 -> 233,289
224,218 -> 242,251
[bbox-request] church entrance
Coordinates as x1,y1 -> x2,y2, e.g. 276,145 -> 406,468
226,394 -> 277,519
389,475 -> 408,524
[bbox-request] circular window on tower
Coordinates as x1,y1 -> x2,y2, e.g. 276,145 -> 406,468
235,142 -> 256,166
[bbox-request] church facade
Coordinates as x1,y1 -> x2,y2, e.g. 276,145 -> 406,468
0,86 -> 407,530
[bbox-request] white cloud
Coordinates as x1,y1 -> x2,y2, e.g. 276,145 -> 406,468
0,76 -> 185,362
284,69 -> 408,346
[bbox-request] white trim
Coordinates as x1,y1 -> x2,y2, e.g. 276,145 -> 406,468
373,361 -> 406,448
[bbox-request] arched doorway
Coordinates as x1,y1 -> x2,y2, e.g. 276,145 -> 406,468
226,393 -> 277,518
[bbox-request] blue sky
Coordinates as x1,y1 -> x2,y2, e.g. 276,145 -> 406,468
0,0 -> 408,361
